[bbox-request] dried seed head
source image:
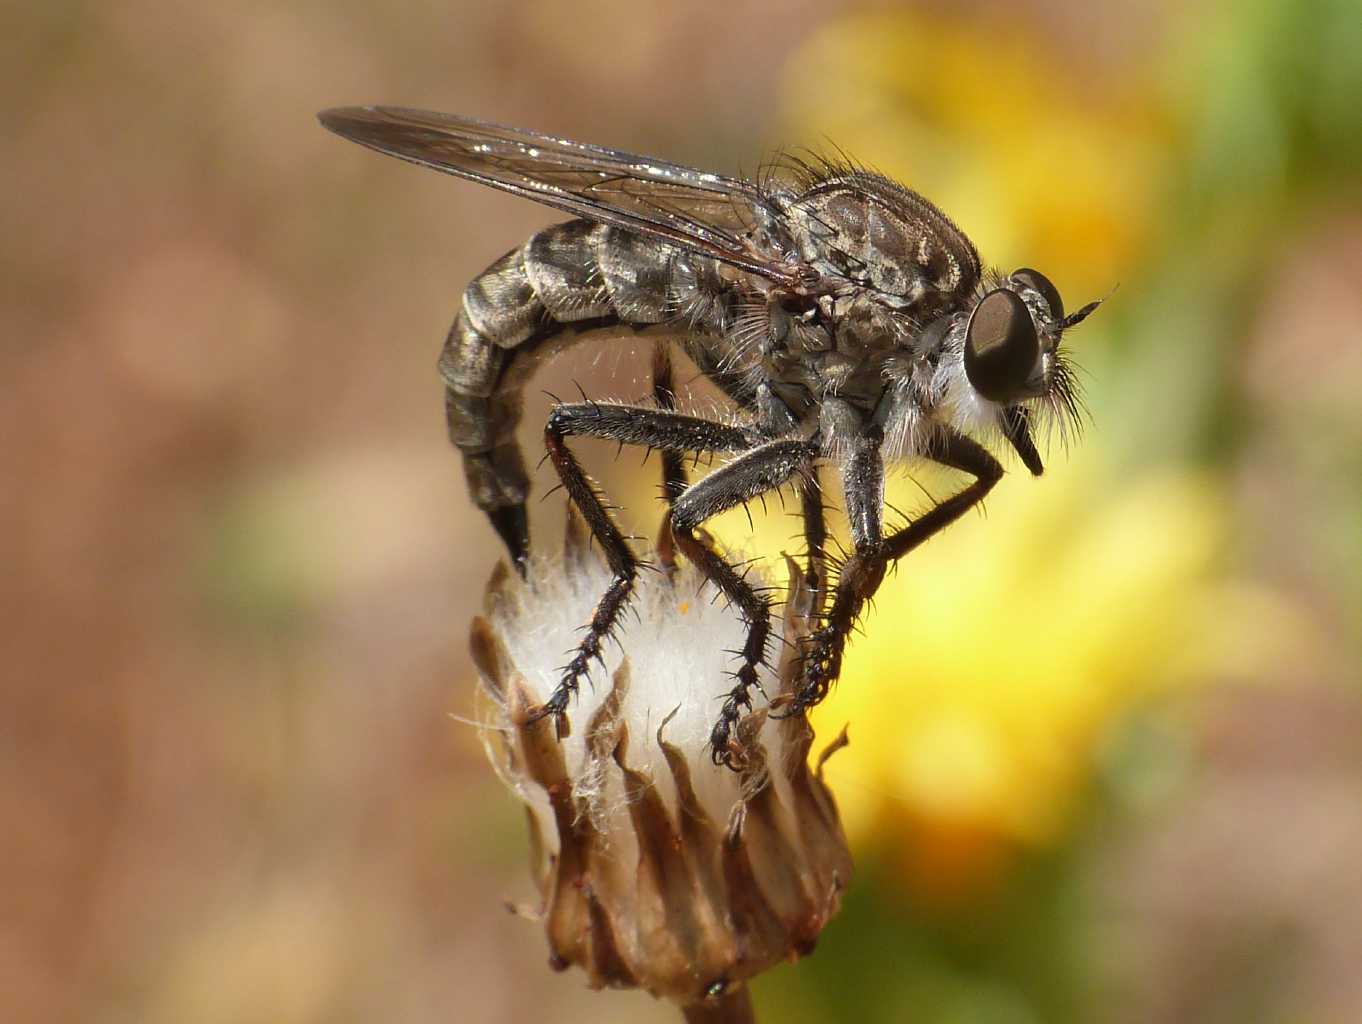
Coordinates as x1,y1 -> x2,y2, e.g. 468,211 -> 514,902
470,513 -> 852,1009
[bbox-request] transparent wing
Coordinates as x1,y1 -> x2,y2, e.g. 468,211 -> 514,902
318,106 -> 806,285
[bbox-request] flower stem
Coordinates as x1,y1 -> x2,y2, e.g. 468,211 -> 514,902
681,988 -> 756,1024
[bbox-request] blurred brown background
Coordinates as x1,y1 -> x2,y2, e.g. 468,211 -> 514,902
4,2 -> 1360,1022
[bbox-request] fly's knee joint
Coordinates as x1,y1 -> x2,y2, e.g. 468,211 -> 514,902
670,504 -> 699,539
545,405 -> 572,439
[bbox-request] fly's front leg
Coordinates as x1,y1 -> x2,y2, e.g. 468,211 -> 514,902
790,429 -> 1004,716
790,432 -> 885,713
534,402 -> 754,733
668,439 -> 819,767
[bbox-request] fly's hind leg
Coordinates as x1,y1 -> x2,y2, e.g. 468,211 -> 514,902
668,439 -> 819,767
534,402 -> 755,732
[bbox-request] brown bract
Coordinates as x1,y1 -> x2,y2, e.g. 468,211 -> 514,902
469,519 -> 852,1014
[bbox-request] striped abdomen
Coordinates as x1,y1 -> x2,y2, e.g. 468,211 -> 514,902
437,218 -> 736,554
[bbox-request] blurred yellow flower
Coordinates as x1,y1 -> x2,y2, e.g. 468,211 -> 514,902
778,10 -> 1176,296
812,460 -> 1215,833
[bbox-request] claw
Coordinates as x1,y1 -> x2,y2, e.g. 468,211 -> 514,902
525,698 -> 572,740
707,709 -> 750,772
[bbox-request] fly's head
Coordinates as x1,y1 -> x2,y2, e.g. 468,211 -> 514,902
953,268 -> 1102,474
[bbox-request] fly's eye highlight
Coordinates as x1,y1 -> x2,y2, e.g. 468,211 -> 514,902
964,288 -> 1039,403
1011,267 -> 1063,322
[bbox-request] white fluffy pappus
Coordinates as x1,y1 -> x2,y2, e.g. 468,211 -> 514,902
477,537 -> 802,849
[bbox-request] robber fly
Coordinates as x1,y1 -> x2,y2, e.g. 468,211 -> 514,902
319,106 -> 1102,768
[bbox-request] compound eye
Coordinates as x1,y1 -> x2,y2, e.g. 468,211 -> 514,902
964,289 -> 1039,403
1012,267 -> 1064,322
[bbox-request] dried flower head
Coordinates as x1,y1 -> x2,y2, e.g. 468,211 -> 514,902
470,512 -> 852,1017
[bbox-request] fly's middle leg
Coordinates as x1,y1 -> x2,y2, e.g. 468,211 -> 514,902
532,403 -> 755,733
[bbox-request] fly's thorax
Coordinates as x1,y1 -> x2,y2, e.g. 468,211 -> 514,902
765,298 -> 832,355
827,291 -> 912,355
808,351 -> 887,404
784,173 -> 980,318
